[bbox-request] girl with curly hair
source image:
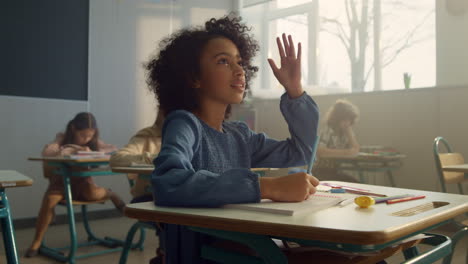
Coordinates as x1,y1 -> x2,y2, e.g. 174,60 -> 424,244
146,14 -> 319,263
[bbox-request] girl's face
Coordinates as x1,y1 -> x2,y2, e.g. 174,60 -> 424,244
73,128 -> 95,145
195,37 -> 246,106
339,119 -> 353,130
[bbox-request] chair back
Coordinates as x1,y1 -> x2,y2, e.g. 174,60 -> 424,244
433,137 -> 465,193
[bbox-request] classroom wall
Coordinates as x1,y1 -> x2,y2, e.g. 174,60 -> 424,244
0,0 -> 234,219
254,1 -> 468,194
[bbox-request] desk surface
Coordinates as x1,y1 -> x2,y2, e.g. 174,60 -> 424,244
0,170 -> 33,188
442,164 -> 468,173
29,156 -> 110,163
324,153 -> 406,161
111,166 -> 278,175
125,181 -> 468,245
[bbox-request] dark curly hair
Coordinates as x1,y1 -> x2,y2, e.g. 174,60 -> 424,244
145,14 -> 259,118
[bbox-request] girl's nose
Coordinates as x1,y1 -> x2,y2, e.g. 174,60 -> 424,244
233,64 -> 245,77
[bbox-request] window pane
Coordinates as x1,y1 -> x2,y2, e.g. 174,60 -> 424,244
318,1 -> 374,94
380,1 -> 435,90
277,0 -> 312,9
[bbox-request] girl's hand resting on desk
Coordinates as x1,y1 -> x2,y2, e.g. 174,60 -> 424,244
259,172 -> 319,202
60,147 -> 78,156
268,33 -> 304,99
80,146 -> 92,152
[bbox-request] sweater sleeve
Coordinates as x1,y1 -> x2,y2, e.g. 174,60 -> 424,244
152,111 -> 260,207
97,140 -> 118,153
110,136 -> 152,167
248,92 -> 319,168
42,133 -> 65,157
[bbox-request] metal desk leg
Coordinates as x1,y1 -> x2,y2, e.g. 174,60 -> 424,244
386,170 -> 396,187
0,188 -> 19,264
63,169 -> 78,264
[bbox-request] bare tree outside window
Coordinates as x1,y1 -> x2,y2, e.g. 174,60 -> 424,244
320,0 -> 434,92
241,0 -> 435,97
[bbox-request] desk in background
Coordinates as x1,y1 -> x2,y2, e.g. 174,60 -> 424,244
321,153 -> 406,187
125,181 -> 467,263
28,157 -> 129,264
0,170 -> 33,264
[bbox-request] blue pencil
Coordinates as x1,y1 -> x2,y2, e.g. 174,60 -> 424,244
307,135 -> 320,174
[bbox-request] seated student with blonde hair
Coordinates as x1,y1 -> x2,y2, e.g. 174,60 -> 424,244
110,110 -> 165,263
110,110 -> 164,203
313,99 -> 360,182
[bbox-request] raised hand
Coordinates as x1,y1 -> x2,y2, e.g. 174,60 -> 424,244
268,33 -> 303,99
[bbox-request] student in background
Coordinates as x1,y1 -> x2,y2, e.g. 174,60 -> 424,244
313,99 -> 360,182
110,110 -> 164,203
25,112 -> 125,258
110,110 -> 165,264
146,15 -> 319,263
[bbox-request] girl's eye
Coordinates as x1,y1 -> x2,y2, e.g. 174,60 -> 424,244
217,58 -> 229,65
237,61 -> 243,66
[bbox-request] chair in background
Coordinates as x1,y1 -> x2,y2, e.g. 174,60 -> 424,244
432,137 -> 468,264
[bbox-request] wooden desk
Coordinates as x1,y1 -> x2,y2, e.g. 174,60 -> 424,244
321,153 -> 406,186
442,164 -> 468,173
28,157 -> 127,263
125,181 -> 467,256
0,170 -> 33,264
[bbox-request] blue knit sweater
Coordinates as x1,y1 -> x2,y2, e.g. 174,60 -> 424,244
152,92 -> 319,263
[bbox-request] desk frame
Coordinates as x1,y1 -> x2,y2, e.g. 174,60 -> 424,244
0,171 -> 33,264
326,155 -> 405,187
29,158 -> 137,264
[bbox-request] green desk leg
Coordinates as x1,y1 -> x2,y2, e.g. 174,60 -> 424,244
119,221 -> 153,264
0,188 -> 19,264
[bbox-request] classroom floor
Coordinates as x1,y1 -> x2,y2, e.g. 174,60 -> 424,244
1,216 -> 466,264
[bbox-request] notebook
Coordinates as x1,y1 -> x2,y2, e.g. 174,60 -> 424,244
223,194 -> 344,216
67,151 -> 110,160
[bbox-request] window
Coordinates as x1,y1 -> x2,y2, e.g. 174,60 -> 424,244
241,0 -> 435,98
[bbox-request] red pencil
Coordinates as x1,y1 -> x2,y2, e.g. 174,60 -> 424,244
386,195 -> 426,204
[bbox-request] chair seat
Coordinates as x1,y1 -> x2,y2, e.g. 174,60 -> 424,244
444,172 -> 466,184
59,198 -> 107,205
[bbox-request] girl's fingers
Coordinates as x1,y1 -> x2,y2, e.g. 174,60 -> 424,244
276,37 -> 286,58
307,181 -> 315,194
267,59 -> 279,74
282,33 -> 290,56
288,35 -> 296,59
308,175 -> 320,186
297,42 -> 302,60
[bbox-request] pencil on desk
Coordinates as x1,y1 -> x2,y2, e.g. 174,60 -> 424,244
387,195 -> 426,204
307,135 -> 320,174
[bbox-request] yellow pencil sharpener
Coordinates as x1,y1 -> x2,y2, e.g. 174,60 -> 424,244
354,196 -> 375,208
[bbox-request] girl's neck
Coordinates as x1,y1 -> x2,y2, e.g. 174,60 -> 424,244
194,103 -> 227,132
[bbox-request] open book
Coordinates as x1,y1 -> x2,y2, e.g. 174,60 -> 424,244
67,151 -> 110,160
223,194 -> 343,216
